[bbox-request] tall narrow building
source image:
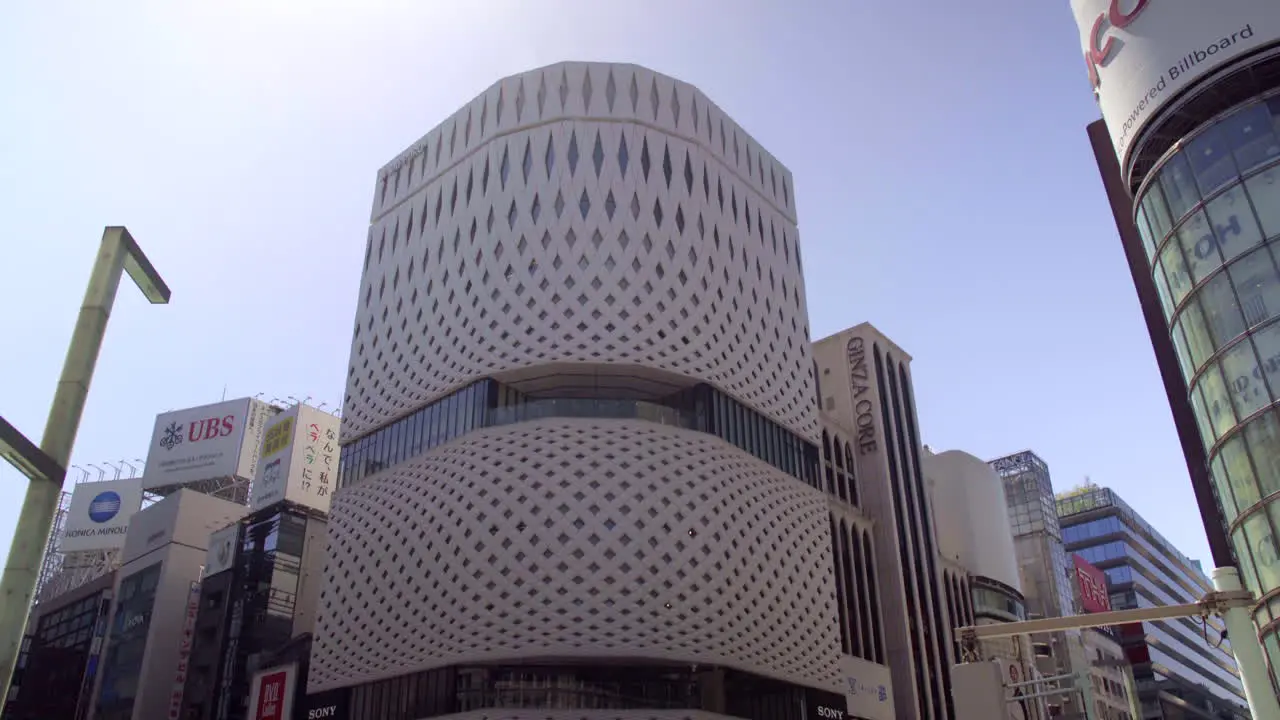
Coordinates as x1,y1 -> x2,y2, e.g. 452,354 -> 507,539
813,324 -> 954,720
309,62 -> 847,720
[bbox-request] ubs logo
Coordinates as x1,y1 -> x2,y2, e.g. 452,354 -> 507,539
160,421 -> 184,450
159,414 -> 236,451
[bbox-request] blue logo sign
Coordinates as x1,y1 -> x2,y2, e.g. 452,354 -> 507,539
88,491 -> 122,524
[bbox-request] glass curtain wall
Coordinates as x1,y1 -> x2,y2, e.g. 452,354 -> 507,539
338,380 -> 820,490
1133,91 -> 1280,665
94,564 -> 162,720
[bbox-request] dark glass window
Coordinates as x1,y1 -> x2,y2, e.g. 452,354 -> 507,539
1221,102 -> 1279,173
1187,124 -> 1239,195
95,564 -> 162,720
340,380 -> 818,488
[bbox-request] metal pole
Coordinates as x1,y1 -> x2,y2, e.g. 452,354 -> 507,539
0,226 -> 168,699
1212,567 -> 1280,720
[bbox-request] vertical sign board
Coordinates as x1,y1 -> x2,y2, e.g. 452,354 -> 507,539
1073,553 -> 1113,614
247,663 -> 298,720
167,581 -> 202,719
238,398 -> 278,484
250,405 -> 340,514
204,523 -> 240,577
61,478 -> 145,552
840,654 -> 895,720
143,398 -> 276,489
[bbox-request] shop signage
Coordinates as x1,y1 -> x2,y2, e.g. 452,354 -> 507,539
846,337 -> 878,456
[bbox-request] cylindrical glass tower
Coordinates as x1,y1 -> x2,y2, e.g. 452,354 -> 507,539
1069,0 -> 1280,675
1136,90 -> 1280,659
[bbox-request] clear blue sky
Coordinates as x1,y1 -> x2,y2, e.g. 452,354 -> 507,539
0,0 -> 1210,567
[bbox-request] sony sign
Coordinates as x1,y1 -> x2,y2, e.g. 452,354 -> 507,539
300,687 -> 350,720
142,398 -> 278,490
805,688 -> 851,720
1070,0 -> 1279,167
846,337 -> 878,456
61,478 -> 144,552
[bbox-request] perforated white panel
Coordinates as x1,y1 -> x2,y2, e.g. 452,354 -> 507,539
344,62 -> 818,442
309,419 -> 841,693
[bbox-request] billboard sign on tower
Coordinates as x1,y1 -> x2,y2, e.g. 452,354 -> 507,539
1070,0 -> 1280,164
247,663 -> 297,720
1073,554 -> 1113,613
249,405 -> 340,514
142,398 -> 277,490
61,478 -> 145,552
204,523 -> 240,577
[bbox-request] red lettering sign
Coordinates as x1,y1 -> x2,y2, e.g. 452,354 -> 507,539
187,414 -> 236,443
1073,554 -> 1113,614
1084,0 -> 1151,87
255,671 -> 289,720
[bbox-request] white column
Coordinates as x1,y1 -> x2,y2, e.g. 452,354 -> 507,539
1212,566 -> 1280,720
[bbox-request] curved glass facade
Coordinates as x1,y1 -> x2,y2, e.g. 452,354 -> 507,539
1133,90 -> 1280,662
337,378 -> 821,490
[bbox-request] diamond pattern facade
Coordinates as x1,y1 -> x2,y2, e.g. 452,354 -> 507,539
314,62 -> 838,711
310,419 -> 841,692
344,61 -> 817,443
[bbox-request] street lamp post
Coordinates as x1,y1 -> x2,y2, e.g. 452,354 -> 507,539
0,226 -> 169,701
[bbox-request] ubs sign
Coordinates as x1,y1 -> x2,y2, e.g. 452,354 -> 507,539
846,337 -> 878,455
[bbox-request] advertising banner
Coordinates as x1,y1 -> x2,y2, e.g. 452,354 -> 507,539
1073,553 -> 1113,613
249,405 -> 340,514
840,654 -> 894,720
247,663 -> 297,720
167,581 -> 201,719
142,398 -> 277,490
204,523 -> 240,577
238,398 -> 278,484
61,478 -> 144,552
1070,0 -> 1280,165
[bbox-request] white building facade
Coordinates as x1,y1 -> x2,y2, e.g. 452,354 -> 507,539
309,62 -> 846,720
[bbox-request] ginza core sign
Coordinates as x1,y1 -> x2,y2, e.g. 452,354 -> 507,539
1070,0 -> 1279,166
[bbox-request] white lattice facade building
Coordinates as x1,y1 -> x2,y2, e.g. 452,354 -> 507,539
309,62 -> 852,720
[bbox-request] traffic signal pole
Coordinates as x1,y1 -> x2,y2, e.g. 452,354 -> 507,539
955,567 -> 1280,720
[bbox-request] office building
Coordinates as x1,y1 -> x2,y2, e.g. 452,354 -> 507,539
992,450 -> 1113,719
1058,485 -> 1248,719
922,447 -> 1045,718
813,324 -> 953,720
1,572 -> 114,720
309,61 -> 853,720
2,477 -> 146,720
1078,627 -> 1140,720
90,489 -> 245,720
991,451 -> 1080,663
180,402 -> 339,720
178,501 -> 329,720
922,450 -> 1031,660
1071,0 -> 1280,665
989,453 -> 1144,719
